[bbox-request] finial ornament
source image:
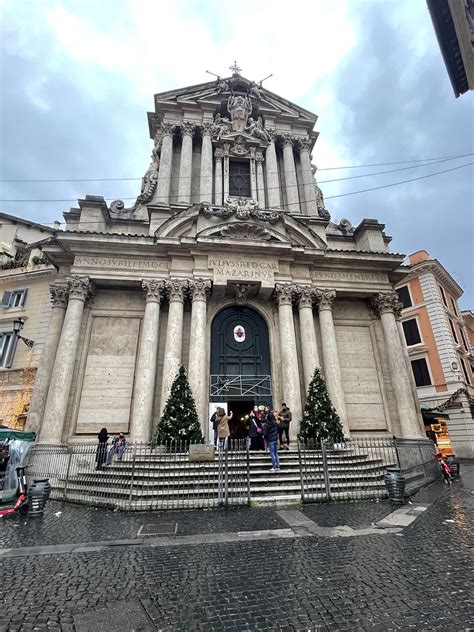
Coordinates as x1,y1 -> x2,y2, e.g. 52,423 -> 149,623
229,61 -> 242,74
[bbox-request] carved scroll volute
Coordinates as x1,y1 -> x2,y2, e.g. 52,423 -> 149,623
66,275 -> 92,302
274,283 -> 297,306
50,284 -> 69,308
317,289 -> 336,311
165,279 -> 188,303
189,278 -> 212,302
370,291 -> 402,318
142,279 -> 165,303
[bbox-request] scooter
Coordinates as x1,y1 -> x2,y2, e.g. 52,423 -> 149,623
0,466 -> 29,517
434,452 -> 453,486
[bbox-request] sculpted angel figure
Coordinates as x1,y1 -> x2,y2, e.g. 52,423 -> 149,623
244,116 -> 270,142
249,81 -> 263,99
213,113 -> 232,139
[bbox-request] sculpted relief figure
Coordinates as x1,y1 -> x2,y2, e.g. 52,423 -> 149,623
227,94 -> 252,132
213,113 -> 232,139
245,116 -> 270,142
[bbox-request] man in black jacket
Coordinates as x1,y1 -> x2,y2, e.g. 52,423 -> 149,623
263,407 -> 280,471
278,403 -> 292,450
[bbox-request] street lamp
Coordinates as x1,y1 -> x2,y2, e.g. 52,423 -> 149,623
13,318 -> 34,348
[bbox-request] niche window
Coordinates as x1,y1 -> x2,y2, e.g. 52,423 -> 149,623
229,160 -> 251,197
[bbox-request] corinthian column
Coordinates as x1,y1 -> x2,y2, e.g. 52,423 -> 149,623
256,156 -> 265,208
296,287 -> 320,390
155,122 -> 174,205
274,283 -> 302,438
39,276 -> 94,443
177,122 -> 194,204
297,137 -> 317,215
200,123 -> 213,203
317,289 -> 349,437
214,149 -> 223,205
265,130 -> 281,208
25,284 -> 68,433
129,280 -> 164,442
160,279 -> 188,415
281,134 -> 300,212
188,279 -> 212,435
371,292 -> 423,437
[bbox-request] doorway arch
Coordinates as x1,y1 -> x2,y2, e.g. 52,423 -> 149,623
210,306 -> 272,428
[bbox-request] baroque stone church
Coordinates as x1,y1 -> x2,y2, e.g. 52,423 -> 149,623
27,71 -> 425,444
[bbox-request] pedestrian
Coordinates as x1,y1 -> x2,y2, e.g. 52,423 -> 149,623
210,407 -> 219,447
216,407 -> 233,450
248,408 -> 262,451
95,427 -> 108,470
263,408 -> 280,472
278,402 -> 292,450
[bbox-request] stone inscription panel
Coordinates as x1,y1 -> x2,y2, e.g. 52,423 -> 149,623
208,255 -> 279,285
335,324 -> 387,430
75,256 -> 168,272
76,316 -> 140,434
313,270 -> 386,283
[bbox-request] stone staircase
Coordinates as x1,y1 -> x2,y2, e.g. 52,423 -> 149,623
53,447 -> 393,510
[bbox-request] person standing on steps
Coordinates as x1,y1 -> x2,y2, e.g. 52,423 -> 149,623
263,407 -> 280,472
95,428 -> 108,471
278,403 -> 292,450
216,407 -> 233,451
210,407 -> 219,448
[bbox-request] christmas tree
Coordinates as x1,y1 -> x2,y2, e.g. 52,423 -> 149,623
299,368 -> 345,443
153,366 -> 204,445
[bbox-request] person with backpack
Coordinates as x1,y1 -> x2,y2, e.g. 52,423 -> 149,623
263,407 -> 280,471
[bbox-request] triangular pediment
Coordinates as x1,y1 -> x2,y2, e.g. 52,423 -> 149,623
152,74 -> 317,125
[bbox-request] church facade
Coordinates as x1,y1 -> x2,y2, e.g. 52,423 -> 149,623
27,72 -> 425,444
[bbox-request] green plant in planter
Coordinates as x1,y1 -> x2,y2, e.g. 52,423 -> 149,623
153,365 -> 204,446
299,368 -> 345,444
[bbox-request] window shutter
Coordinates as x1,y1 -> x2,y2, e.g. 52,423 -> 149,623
19,288 -> 28,307
1,291 -> 12,308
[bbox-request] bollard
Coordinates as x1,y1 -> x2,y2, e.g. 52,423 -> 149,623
384,468 -> 406,506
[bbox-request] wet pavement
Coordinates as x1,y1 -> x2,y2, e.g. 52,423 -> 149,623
0,462 -> 473,631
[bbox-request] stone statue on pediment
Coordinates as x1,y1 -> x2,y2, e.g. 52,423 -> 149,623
213,113 -> 232,139
227,94 -> 252,132
249,81 -> 264,100
245,116 -> 270,142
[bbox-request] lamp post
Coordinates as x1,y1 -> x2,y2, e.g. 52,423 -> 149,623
13,318 -> 34,348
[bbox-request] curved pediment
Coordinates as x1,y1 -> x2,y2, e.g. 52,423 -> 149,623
154,203 -> 327,251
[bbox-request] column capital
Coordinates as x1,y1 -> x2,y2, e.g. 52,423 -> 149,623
280,133 -> 295,148
49,283 -> 68,308
266,128 -> 277,142
274,282 -> 297,306
160,122 -> 175,138
201,121 -> 214,137
296,286 -> 316,309
189,278 -> 212,302
296,136 -> 311,153
66,275 -> 93,302
317,289 -> 336,311
142,279 -> 165,303
370,291 -> 402,317
165,279 -> 188,303
180,121 -> 195,137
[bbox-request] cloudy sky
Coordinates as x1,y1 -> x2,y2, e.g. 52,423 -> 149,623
1,0 -> 473,306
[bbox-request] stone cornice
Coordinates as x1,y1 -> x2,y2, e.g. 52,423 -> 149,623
408,259 -> 464,299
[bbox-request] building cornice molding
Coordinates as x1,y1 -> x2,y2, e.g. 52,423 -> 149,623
408,259 -> 463,298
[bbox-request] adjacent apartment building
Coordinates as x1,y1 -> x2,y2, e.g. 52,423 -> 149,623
0,212 -> 56,429
395,250 -> 474,457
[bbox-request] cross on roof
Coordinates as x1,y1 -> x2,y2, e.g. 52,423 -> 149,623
229,61 -> 242,74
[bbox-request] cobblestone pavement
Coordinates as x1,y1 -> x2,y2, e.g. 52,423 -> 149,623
0,463 -> 473,631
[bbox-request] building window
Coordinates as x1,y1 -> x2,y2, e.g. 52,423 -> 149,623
449,319 -> 459,344
0,332 -> 18,369
411,358 -> 432,387
460,357 -> 471,384
439,285 -> 448,307
402,318 -> 422,346
229,160 -> 251,197
1,289 -> 28,309
459,328 -> 469,351
449,297 -> 458,315
396,285 -> 412,309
